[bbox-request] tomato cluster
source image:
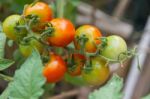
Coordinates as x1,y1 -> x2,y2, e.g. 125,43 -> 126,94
2,2 -> 128,86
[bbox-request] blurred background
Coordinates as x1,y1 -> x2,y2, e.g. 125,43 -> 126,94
0,0 -> 150,99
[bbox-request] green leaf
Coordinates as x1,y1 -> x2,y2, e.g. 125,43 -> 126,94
64,73 -> 87,86
64,0 -> 79,24
0,58 -> 15,71
0,23 -> 6,58
8,49 -> 46,99
142,93 -> 150,99
89,74 -> 123,99
0,86 -> 10,99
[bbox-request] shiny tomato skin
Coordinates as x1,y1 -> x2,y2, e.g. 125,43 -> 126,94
3,15 -> 27,41
24,2 -> 53,22
74,25 -> 102,53
100,35 -> 127,60
43,53 -> 67,83
47,18 -> 75,47
68,54 -> 86,76
82,56 -> 110,86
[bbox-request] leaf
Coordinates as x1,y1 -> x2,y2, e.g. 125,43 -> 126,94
8,49 -> 46,99
0,58 -> 15,71
142,93 -> 150,99
88,74 -> 123,99
0,23 -> 6,58
0,86 -> 10,99
64,73 -> 87,86
64,0 -> 79,24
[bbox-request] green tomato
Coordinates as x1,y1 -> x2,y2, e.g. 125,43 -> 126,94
19,39 -> 43,57
100,35 -> 127,60
82,56 -> 110,86
2,15 -> 27,41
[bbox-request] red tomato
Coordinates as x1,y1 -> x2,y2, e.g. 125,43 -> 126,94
47,18 -> 75,47
43,53 -> 67,83
74,25 -> 102,53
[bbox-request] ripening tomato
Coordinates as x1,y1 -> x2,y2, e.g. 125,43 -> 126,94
100,35 -> 127,60
82,56 -> 110,86
3,15 -> 27,41
19,39 -> 43,57
74,25 -> 102,53
68,54 -> 86,76
43,53 -> 67,83
47,18 -> 75,47
24,2 -> 53,32
24,2 -> 53,22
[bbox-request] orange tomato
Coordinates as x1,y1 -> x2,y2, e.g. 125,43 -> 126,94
47,18 -> 75,47
74,25 -> 102,53
43,53 -> 67,83
24,2 -> 53,22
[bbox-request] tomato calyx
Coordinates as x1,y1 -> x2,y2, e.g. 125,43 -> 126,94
96,37 -> 107,52
83,57 -> 93,73
75,34 -> 88,54
41,23 -> 54,37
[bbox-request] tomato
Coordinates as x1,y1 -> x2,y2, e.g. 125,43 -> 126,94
47,18 -> 75,47
24,2 -> 53,22
19,39 -> 43,57
2,15 -> 27,41
100,35 -> 127,60
74,25 -> 102,53
68,54 -> 86,76
82,56 -> 110,86
43,53 -> 67,83
24,2 -> 53,32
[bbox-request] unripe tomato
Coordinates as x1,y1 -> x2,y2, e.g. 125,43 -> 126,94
74,25 -> 102,53
100,35 -> 127,60
82,56 -> 110,86
19,39 -> 43,57
68,54 -> 86,76
43,53 -> 67,83
47,18 -> 75,47
24,2 -> 53,22
3,15 -> 27,41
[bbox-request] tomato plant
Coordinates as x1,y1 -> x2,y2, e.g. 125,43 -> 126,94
46,18 -> 75,47
82,56 -> 110,86
43,53 -> 67,83
0,0 -> 137,99
74,25 -> 102,53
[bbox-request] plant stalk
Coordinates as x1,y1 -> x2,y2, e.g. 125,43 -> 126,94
56,0 -> 66,18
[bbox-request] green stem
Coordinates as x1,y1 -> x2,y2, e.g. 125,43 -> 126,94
56,0 -> 66,18
0,73 -> 13,82
31,0 -> 40,6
